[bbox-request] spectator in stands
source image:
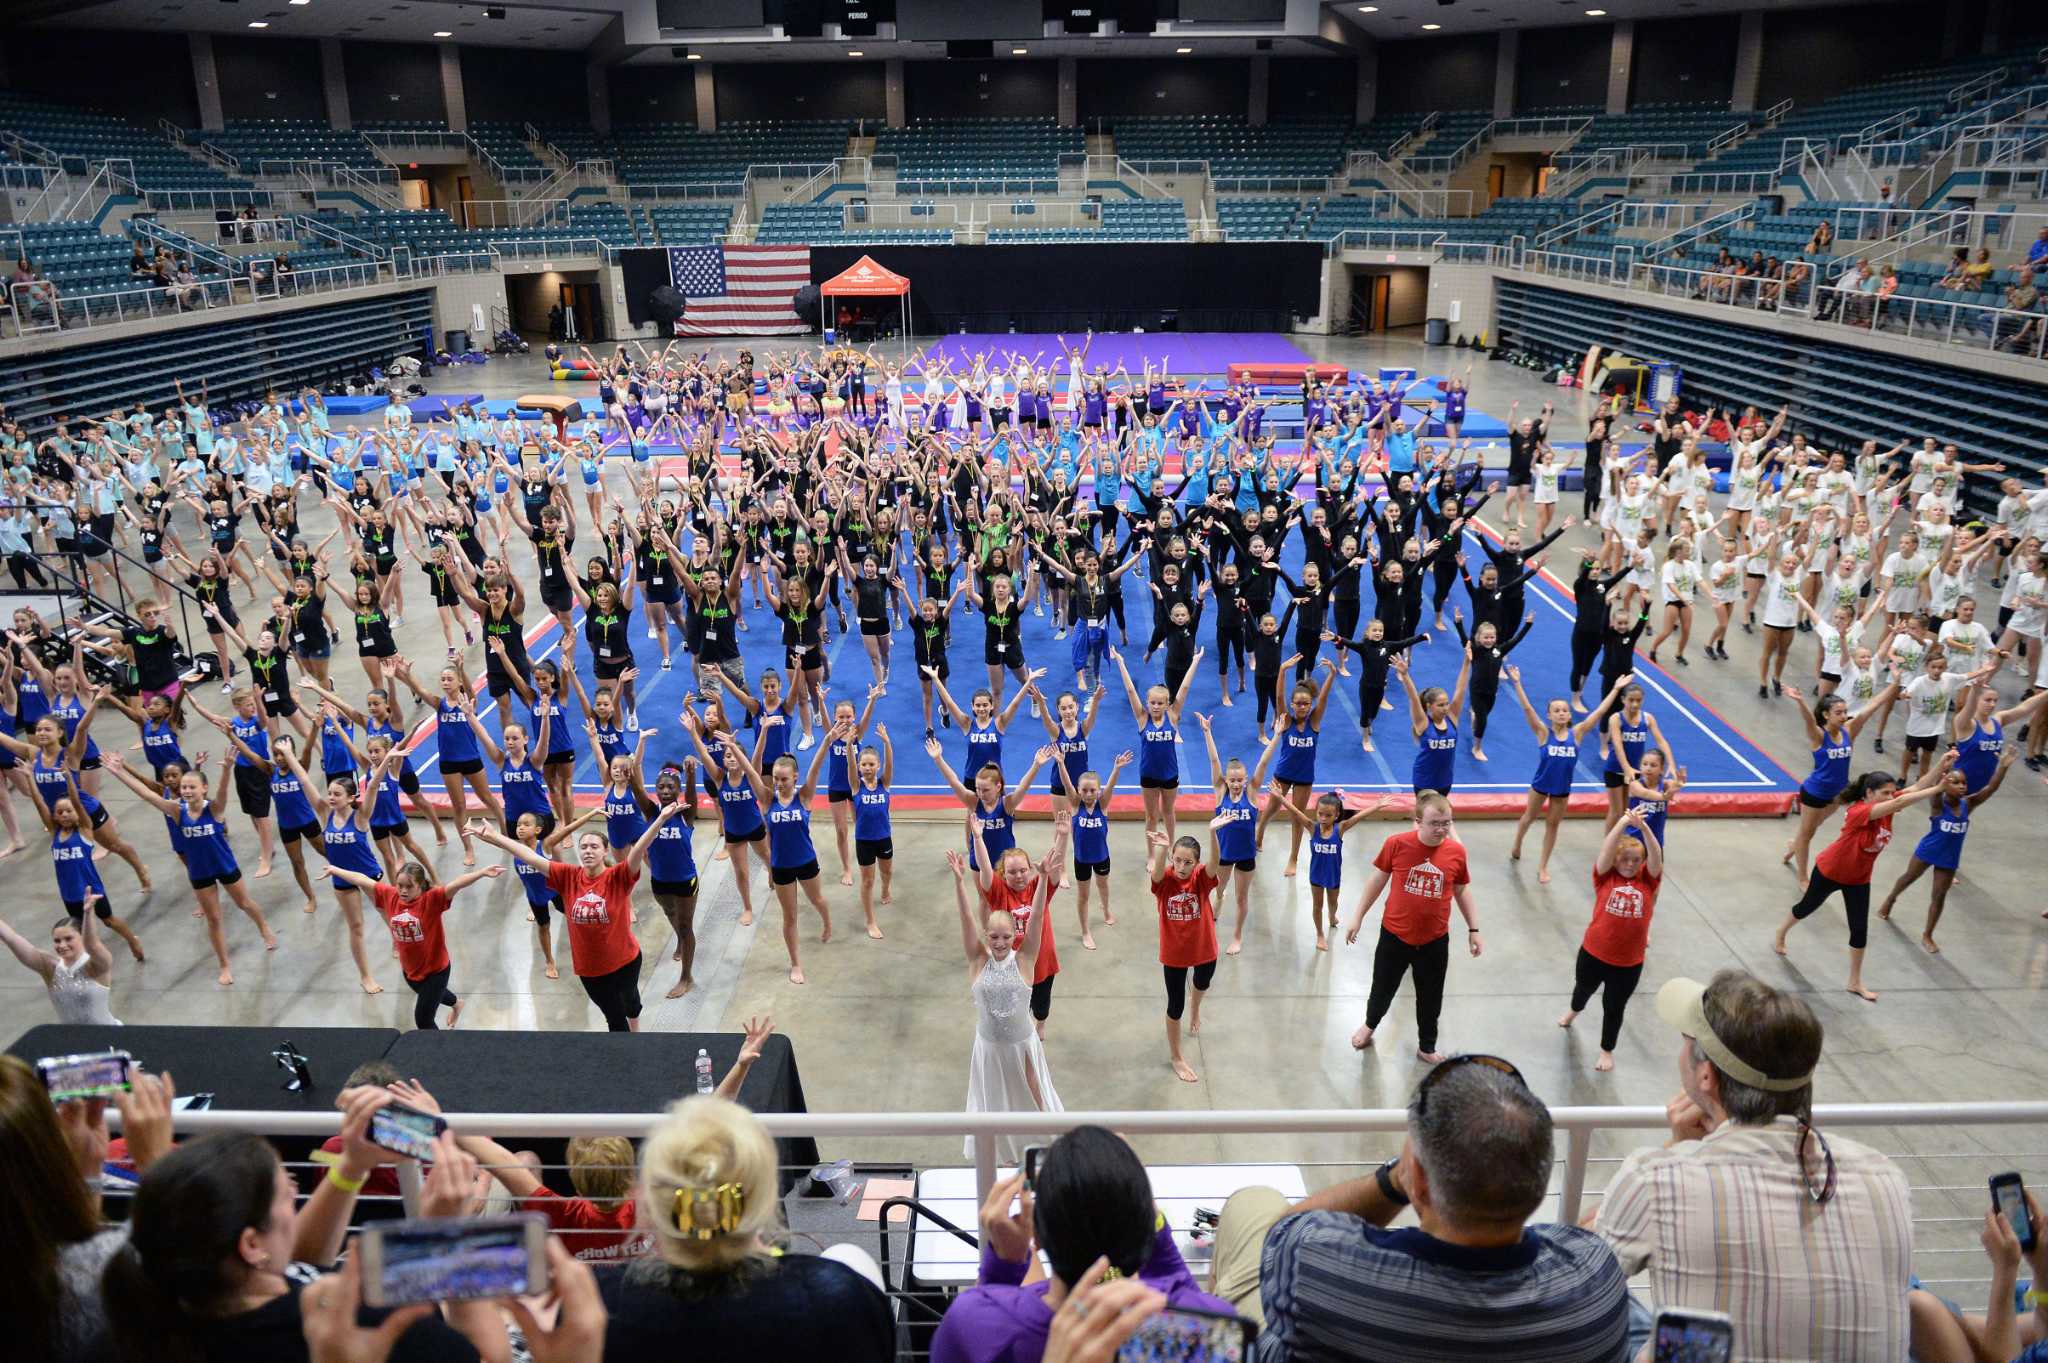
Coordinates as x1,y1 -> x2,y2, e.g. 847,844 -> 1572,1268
2028,226 -> 2048,269
1782,259 -> 1813,309
1207,1055 -> 1630,1361
1907,1185 -> 2048,1363
0,1054 -> 174,1363
169,257 -> 204,312
1593,971 -> 1914,1362
1964,246 -> 1996,290
589,1095 -> 894,1362
454,1016 -> 775,1263
1818,258 -> 1866,321
1864,265 -> 1900,329
99,1098 -> 508,1363
127,244 -> 151,281
1806,219 -> 1835,256
12,256 -> 58,323
1939,246 -> 1972,289
931,1125 -> 1236,1363
1997,268 -> 2041,352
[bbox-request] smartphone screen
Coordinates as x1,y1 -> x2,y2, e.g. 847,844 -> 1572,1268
1654,1311 -> 1733,1363
1022,1145 -> 1044,1190
1994,1176 -> 2035,1250
37,1050 -> 133,1102
1115,1306 -> 1254,1363
367,1102 -> 446,1162
361,1215 -> 546,1308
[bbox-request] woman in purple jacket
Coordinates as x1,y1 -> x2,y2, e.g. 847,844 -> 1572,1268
931,1126 -> 1239,1363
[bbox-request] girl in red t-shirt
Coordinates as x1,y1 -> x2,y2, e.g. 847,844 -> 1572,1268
1148,824 -> 1223,1084
1774,752 -> 1953,1003
325,859 -> 504,1029
1558,808 -> 1663,1072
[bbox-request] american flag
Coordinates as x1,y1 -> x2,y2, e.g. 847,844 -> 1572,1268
668,243 -> 810,336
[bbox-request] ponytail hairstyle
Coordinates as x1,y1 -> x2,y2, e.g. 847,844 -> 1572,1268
0,1055 -> 105,1362
1842,770 -> 1898,807
101,1132 -> 282,1363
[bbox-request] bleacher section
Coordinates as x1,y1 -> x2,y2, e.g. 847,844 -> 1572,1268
611,120 -> 851,186
0,289 -> 434,434
203,120 -> 386,174
0,93 -> 260,205
1405,110 -> 1492,163
1345,112 -> 1449,159
875,118 -> 1078,191
466,121 -> 550,177
566,203 -> 640,247
1678,52 -> 2024,186
755,203 -> 947,245
1569,102 -> 1755,160
1301,195 -> 1571,244
4,222 -> 145,301
1099,199 -> 1188,239
1494,276 -> 2048,500
1217,198 -> 1313,240
1115,116 -> 1348,183
644,204 -> 735,246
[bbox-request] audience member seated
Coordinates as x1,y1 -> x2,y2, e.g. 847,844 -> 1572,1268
1938,246 -> 1972,290
0,1054 -> 173,1363
1997,268 -> 2041,351
99,1092 -> 507,1363
459,1015 -> 771,1262
590,1094 -> 895,1363
1807,220 -> 1835,256
2028,227 -> 2048,271
12,255 -> 59,320
1207,1054 -> 1630,1361
1908,1187 -> 2048,1363
932,1125 -> 1236,1363
1593,971 -> 1913,1363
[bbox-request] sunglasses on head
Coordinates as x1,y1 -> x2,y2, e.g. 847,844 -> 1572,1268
1415,1053 -> 1526,1115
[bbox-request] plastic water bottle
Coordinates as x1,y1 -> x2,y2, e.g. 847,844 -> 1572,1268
695,1049 -> 714,1094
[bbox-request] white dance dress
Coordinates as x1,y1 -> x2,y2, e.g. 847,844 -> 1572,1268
49,955 -> 120,1026
964,950 -> 1062,1165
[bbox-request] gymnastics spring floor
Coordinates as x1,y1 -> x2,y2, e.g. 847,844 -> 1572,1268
401,521 -> 1798,820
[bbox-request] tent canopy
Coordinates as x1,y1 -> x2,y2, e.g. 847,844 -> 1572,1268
820,254 -> 910,297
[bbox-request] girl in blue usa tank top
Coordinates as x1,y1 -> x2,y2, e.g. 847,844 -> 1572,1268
644,763 -> 702,1001
1507,668 -> 1632,885
1781,682 -> 1897,883
681,709 -> 772,936
924,732 -> 1055,872
1200,716 -> 1285,956
34,766 -> 147,959
102,752 -> 277,988
849,725 -> 895,941
424,659 -> 505,868
1255,660 -> 1339,878
1876,749 -> 2017,954
276,739 -> 390,996
1398,650 -> 1471,795
822,685 -> 884,892
1061,749 -> 1133,951
1269,790 -> 1389,951
1113,644 -> 1202,845
728,730 -> 837,986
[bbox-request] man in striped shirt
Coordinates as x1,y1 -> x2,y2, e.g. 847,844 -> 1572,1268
1594,972 -> 1914,1363
1209,1055 -> 1631,1362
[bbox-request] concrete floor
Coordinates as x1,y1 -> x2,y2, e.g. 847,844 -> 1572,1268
5,330 -> 2042,1263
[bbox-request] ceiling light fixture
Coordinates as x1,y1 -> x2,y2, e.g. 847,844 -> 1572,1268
1357,4 -> 1377,10
248,18 -> 267,25
1421,22 -> 1441,29
1012,47 -> 1027,54
433,30 -> 451,37
1176,45 -> 1192,53
1585,7 -> 1606,13
847,49 -> 863,56
686,52 -> 702,59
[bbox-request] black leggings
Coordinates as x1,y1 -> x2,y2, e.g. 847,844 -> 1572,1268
1790,869 -> 1871,948
1163,959 -> 1218,1020
1569,947 -> 1642,1052
578,951 -> 644,1032
1255,671 -> 1280,728
1359,677 -> 1387,724
1582,458 -> 1602,520
1365,928 -> 1451,1053
1470,681 -> 1499,742
1029,973 -> 1055,1022
1431,555 -> 1459,613
1214,622 -> 1246,677
406,966 -> 457,1030
1569,629 -> 1603,694
7,551 -> 48,590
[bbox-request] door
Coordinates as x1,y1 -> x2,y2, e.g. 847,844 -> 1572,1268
572,281 -> 605,341
1370,275 -> 1391,332
1487,163 -> 1506,205
457,175 -> 475,215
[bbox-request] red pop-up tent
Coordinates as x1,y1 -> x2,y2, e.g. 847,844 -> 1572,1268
819,254 -> 910,339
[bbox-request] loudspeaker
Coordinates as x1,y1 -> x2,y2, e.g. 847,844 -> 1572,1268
947,39 -> 994,58
648,285 -> 686,323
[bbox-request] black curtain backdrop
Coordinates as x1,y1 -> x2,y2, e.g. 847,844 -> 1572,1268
811,243 -> 1323,333
622,248 -> 671,326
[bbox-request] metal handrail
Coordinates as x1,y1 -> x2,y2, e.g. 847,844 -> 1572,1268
104,1101 -> 2048,1216
128,216 -> 242,277
1947,65 -> 2008,109
291,213 -> 389,261
1761,97 -> 1795,125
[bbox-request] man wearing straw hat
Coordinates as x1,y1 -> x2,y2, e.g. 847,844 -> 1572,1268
1593,970 -> 1913,1363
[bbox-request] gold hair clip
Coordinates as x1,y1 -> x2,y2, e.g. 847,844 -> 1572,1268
671,1182 -> 746,1240
1099,1266 -> 1124,1282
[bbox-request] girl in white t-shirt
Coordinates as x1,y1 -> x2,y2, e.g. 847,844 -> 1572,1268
1648,539 -> 1700,665
1726,446 -> 1767,528
1880,531 -> 1930,624
1993,544 -> 2048,690
1532,444 -> 1562,536
1704,536 -> 1743,660
1758,549 -> 1805,696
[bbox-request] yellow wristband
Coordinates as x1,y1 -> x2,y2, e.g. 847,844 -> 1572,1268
326,1166 -> 368,1195
2028,1289 -> 2048,1308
